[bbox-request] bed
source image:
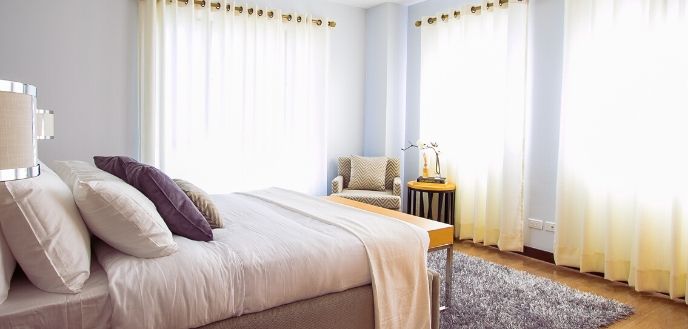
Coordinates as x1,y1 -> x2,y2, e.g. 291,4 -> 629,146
0,190 -> 441,329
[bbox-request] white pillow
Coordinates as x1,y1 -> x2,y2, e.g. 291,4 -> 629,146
53,161 -> 178,258
0,163 -> 90,294
0,230 -> 15,304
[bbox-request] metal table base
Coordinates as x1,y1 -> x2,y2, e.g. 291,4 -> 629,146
429,243 -> 453,311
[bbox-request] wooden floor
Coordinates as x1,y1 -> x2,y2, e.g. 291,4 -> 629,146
454,241 -> 688,328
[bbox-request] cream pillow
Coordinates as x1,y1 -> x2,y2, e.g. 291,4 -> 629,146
0,163 -> 90,294
348,156 -> 387,191
53,161 -> 178,259
0,231 -> 15,304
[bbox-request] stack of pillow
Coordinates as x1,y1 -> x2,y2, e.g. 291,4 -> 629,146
0,156 -> 222,304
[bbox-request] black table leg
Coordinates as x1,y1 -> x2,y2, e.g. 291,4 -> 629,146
410,189 -> 414,215
406,187 -> 411,214
450,192 -> 455,225
419,191 -> 424,218
427,192 -> 434,219
438,193 -> 445,223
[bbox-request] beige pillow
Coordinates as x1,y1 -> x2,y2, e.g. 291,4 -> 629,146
0,163 -> 91,294
173,179 -> 223,228
348,156 -> 387,191
53,161 -> 178,259
0,230 -> 15,304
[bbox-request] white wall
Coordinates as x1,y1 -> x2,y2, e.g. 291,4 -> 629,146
404,0 -> 566,251
0,0 -> 367,194
0,0 -> 139,164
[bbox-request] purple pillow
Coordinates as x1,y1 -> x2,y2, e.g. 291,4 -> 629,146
124,162 -> 213,241
94,156 -> 138,181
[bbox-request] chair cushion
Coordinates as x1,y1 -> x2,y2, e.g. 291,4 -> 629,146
348,156 -> 387,191
334,189 -> 400,209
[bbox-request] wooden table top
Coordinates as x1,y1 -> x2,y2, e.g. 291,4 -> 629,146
407,181 -> 456,192
325,196 -> 454,250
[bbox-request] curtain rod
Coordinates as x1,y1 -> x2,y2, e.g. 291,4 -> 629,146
169,0 -> 336,28
414,0 -> 522,27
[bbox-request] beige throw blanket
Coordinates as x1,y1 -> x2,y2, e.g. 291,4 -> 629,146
242,188 -> 431,329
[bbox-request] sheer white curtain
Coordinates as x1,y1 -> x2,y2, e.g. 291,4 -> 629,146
419,0 -> 528,250
556,0 -> 688,302
139,0 -> 330,195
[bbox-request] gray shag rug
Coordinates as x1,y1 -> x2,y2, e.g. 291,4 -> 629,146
427,251 -> 634,329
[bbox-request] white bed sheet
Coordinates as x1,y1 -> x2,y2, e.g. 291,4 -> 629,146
0,262 -> 111,329
96,193 -> 371,329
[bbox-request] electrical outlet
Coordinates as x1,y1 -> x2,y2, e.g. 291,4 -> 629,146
544,221 -> 556,232
528,218 -> 544,230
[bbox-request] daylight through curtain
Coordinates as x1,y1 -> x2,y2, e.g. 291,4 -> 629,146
419,0 -> 528,250
555,0 -> 688,302
139,0 -> 330,195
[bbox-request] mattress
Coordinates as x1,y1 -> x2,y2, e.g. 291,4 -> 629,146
96,193 -> 371,329
0,262 -> 111,329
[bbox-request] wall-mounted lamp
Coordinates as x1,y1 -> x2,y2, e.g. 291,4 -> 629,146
36,109 -> 55,140
0,79 -> 54,182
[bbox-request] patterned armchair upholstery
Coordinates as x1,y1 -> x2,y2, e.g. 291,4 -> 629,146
331,156 -> 401,210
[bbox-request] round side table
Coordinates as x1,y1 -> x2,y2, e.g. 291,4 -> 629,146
406,181 -> 456,224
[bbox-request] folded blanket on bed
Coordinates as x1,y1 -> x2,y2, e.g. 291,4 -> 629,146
242,188 -> 431,329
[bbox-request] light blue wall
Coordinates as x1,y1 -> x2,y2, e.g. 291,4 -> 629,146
363,3 -> 408,164
523,0 -> 565,252
364,5 -> 390,156
401,0 -> 566,251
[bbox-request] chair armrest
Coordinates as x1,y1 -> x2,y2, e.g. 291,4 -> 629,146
393,177 -> 401,196
332,175 -> 344,194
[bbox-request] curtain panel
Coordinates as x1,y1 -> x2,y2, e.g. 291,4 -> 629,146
139,0 -> 330,195
555,0 -> 688,302
419,0 -> 528,251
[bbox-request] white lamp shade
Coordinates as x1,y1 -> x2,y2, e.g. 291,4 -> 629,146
36,109 -> 54,140
0,80 -> 39,181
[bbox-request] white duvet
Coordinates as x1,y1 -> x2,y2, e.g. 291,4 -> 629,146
96,189 -> 429,329
97,191 -> 370,329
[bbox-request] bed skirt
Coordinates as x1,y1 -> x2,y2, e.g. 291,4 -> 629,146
198,269 -> 441,329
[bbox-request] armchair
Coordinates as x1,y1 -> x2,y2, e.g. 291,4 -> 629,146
331,156 -> 401,210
